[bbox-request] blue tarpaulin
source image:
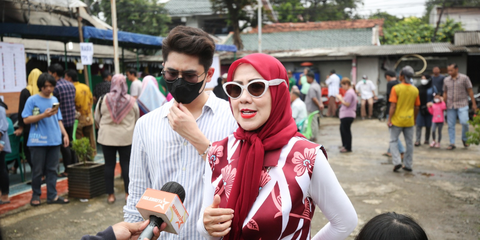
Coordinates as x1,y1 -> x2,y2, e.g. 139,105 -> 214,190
1,23 -> 237,51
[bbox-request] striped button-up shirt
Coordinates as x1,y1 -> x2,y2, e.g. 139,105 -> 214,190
53,78 -> 76,127
443,73 -> 473,109
124,92 -> 238,240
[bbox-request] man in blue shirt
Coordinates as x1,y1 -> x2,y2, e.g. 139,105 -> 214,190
431,66 -> 445,95
22,73 -> 70,206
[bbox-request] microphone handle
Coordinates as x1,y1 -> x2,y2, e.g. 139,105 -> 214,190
138,215 -> 164,240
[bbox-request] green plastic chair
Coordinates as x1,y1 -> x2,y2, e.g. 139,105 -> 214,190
5,118 -> 25,182
301,110 -> 320,140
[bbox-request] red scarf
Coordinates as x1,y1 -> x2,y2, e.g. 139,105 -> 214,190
224,53 -> 303,240
105,74 -> 136,124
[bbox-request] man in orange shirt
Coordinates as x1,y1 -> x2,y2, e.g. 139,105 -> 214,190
387,66 -> 420,173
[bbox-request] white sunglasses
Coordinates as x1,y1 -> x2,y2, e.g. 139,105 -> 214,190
223,79 -> 286,99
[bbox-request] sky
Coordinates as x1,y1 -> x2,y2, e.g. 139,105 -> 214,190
356,0 -> 428,18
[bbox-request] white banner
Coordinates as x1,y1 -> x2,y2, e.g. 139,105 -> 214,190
206,55 -> 221,89
0,42 -> 27,93
80,43 -> 94,65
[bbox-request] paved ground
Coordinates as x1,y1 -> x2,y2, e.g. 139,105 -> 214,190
1,118 -> 479,240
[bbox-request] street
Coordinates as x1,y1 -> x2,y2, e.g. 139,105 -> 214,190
1,118 -> 479,240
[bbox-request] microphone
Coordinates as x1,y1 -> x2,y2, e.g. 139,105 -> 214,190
137,182 -> 188,240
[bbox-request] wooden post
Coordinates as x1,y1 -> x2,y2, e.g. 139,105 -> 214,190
77,7 -> 91,89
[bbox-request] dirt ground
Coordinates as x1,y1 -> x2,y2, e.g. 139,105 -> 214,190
1,118 -> 479,240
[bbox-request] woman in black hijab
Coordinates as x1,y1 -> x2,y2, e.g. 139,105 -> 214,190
415,74 -> 437,146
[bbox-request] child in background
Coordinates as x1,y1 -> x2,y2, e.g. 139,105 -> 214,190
427,93 -> 446,148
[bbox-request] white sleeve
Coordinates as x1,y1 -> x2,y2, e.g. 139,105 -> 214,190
326,76 -> 331,85
196,156 -> 221,240
309,149 -> 358,240
291,103 -> 300,120
123,120 -> 150,223
130,81 -> 141,97
370,81 -> 376,91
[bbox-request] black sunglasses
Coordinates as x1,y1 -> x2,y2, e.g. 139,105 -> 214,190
162,70 -> 206,83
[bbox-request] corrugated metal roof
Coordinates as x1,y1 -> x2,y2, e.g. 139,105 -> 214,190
455,31 -> 480,46
225,28 -> 373,51
164,0 -> 213,17
220,43 -> 479,61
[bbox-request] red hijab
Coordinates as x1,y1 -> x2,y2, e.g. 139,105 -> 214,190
105,74 -> 136,124
225,53 -> 303,240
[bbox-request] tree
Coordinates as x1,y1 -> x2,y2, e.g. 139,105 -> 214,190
210,0 -> 258,50
381,17 -> 463,45
369,11 -> 402,29
89,0 -> 171,36
272,0 -> 362,22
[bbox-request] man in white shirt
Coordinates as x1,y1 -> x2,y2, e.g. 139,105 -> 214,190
355,75 -> 377,119
127,68 -> 142,99
290,86 -> 307,130
325,70 -> 340,117
124,26 -> 238,240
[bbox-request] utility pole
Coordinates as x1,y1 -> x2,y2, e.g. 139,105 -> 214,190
258,0 -> 262,53
111,0 -> 120,74
77,7 -> 90,89
432,1 -> 447,42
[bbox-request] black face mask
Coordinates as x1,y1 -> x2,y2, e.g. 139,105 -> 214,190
166,78 -> 205,104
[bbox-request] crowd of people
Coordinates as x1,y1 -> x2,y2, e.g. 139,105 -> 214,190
1,25 -> 478,240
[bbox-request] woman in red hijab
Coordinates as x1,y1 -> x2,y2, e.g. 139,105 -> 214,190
197,54 -> 357,240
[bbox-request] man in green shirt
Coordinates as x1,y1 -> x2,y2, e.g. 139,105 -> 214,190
299,67 -> 310,101
287,70 -> 296,91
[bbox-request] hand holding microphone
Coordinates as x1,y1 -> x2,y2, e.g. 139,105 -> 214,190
137,182 -> 188,240
112,220 -> 165,240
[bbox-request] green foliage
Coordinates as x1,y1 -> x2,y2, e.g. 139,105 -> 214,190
381,17 -> 463,45
272,0 -> 361,22
369,11 -> 403,29
466,111 -> 480,145
90,0 -> 170,36
71,138 -> 94,165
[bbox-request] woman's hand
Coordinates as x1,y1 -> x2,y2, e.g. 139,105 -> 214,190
44,108 -> 57,117
203,195 -> 234,237
63,134 -> 70,148
14,126 -> 23,136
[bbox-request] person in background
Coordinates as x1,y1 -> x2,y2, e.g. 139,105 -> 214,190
290,85 -> 307,130
428,94 -> 446,148
65,69 -> 96,156
388,66 -> 420,173
93,70 -> 112,105
49,63 -> 76,178
298,67 -> 310,101
415,74 -> 436,146
95,74 -> 139,204
431,66 -> 444,96
356,75 -> 377,119
355,212 -> 428,240
383,70 -> 405,158
12,69 -> 41,172
137,75 -> 166,116
126,69 -> 142,99
326,69 -> 340,117
443,63 -> 477,150
287,70 -> 296,91
124,26 -> 238,240
22,73 -> 70,206
199,53 -> 357,240
336,78 -> 357,153
213,73 -> 228,101
0,99 -> 11,204
304,70 -> 324,141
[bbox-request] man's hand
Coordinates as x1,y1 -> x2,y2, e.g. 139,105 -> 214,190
14,127 -> 23,136
387,119 -> 392,128
167,101 -> 200,141
203,195 -> 234,237
63,135 -> 69,148
373,96 -> 378,101
0,143 -> 3,152
472,103 -> 478,114
318,104 -> 325,111
112,220 -> 166,240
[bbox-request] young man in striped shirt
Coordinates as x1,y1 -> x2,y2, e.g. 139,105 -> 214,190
124,26 -> 237,240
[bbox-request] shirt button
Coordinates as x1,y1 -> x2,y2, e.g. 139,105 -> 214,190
182,167 -> 186,171
184,142 -> 187,146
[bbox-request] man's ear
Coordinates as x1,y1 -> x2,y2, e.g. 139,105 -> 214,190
205,67 -> 215,83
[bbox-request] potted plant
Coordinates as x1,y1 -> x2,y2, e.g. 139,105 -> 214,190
67,137 -> 105,199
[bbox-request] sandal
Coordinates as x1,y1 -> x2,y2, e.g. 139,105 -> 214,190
107,194 -> 116,204
382,152 -> 392,157
57,172 -> 68,178
47,196 -> 69,204
414,142 -> 421,147
340,148 -> 351,153
462,140 -> 470,148
447,144 -> 456,150
0,200 -> 11,205
30,196 -> 41,207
